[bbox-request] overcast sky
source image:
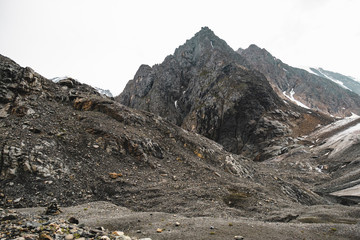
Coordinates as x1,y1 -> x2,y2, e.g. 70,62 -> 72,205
1,0 -> 359,95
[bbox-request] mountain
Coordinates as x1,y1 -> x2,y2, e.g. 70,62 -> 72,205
304,67 -> 360,96
0,52 -> 340,215
0,53 -> 256,214
117,27 -> 332,160
2,47 -> 360,238
238,45 -> 360,117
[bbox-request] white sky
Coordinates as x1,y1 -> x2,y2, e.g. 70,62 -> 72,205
1,0 -> 359,95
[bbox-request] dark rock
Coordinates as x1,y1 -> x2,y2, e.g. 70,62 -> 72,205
58,78 -> 76,88
1,214 -> 18,221
45,202 -> 61,215
268,214 -> 299,223
68,217 -> 79,224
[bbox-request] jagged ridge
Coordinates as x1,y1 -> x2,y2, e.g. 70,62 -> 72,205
117,27 -> 332,159
238,45 -> 360,117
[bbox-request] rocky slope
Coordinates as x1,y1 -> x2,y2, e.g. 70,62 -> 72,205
117,27 -> 332,159
1,51 -> 360,239
238,45 -> 360,117
306,67 -> 360,96
0,53 -> 330,217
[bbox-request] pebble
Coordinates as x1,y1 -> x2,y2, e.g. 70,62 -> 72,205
234,236 -> 244,240
39,233 -> 53,240
113,231 -> 124,236
65,234 -> 74,240
0,209 -> 141,240
175,222 -> 180,226
26,221 -> 41,228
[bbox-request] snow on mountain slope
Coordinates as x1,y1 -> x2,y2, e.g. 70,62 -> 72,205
95,87 -> 113,97
315,68 -> 350,90
300,67 -> 360,95
283,88 -> 310,109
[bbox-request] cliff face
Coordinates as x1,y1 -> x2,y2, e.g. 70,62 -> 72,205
238,45 -> 360,117
117,27 -> 331,158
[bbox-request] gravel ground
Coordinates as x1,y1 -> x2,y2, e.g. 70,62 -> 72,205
3,201 -> 359,240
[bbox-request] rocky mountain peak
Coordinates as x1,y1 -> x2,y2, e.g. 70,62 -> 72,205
172,27 -> 245,68
117,29 -> 331,159
240,44 -> 278,65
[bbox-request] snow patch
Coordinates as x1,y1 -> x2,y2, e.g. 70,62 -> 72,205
51,76 -> 70,83
298,67 -> 351,91
95,87 -> 113,97
282,68 -> 288,72
283,89 -> 310,109
210,41 -> 214,48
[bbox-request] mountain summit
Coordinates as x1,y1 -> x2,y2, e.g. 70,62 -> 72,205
117,27 -> 331,159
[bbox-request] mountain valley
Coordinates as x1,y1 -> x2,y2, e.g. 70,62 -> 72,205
1,27 -> 360,239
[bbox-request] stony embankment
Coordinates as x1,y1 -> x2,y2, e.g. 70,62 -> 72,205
0,202 -> 139,240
